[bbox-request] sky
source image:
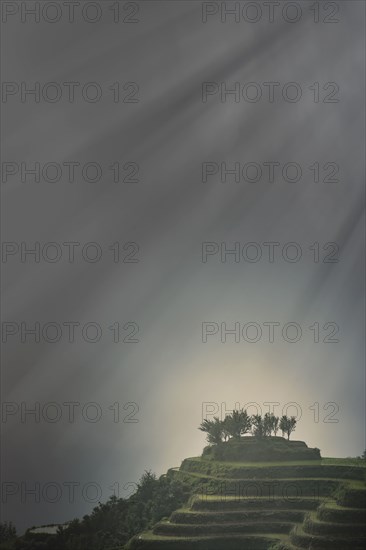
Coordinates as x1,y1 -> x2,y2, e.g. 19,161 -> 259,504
1,0 -> 365,534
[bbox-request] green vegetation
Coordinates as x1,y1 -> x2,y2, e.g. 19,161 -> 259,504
279,416 -> 297,440
0,472 -> 189,550
322,457 -> 366,467
201,435 -> 321,462
128,452 -> 366,549
3,427 -> 365,550
199,411 -> 297,445
0,522 -> 17,548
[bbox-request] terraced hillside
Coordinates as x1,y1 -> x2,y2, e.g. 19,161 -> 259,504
126,445 -> 366,550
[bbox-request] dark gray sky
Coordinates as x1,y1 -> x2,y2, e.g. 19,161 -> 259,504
1,0 -> 365,534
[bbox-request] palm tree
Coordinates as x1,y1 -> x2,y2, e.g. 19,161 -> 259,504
199,417 -> 224,445
263,413 -> 274,437
252,415 -> 264,438
224,409 -> 252,439
271,415 -> 280,436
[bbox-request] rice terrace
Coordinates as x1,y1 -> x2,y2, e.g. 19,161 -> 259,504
126,412 -> 366,549
4,410 -> 365,550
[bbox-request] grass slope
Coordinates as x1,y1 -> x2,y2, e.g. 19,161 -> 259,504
126,440 -> 366,550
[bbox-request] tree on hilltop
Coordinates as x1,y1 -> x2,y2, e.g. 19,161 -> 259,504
263,413 -> 275,437
251,415 -> 265,438
224,409 -> 252,439
199,411 -> 297,444
269,413 -> 280,436
199,417 -> 224,445
279,415 -> 297,440
251,413 -> 280,438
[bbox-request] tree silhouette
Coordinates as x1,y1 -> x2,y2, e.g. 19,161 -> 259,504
268,413 -> 280,436
251,415 -> 264,438
224,409 -> 252,439
279,415 -> 297,440
199,417 -> 224,445
199,411 -> 297,443
0,521 -> 16,542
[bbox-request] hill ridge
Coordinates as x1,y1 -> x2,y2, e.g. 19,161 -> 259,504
126,441 -> 366,550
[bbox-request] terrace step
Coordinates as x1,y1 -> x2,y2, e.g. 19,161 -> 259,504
180,459 -> 366,481
290,525 -> 366,549
127,532 -> 285,550
171,508 -> 306,524
317,501 -> 366,523
173,471 -> 339,497
191,495 -> 323,511
336,487 -> 366,508
303,511 -> 366,536
153,520 -> 293,536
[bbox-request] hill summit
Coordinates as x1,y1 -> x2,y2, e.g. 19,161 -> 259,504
202,436 -> 321,462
